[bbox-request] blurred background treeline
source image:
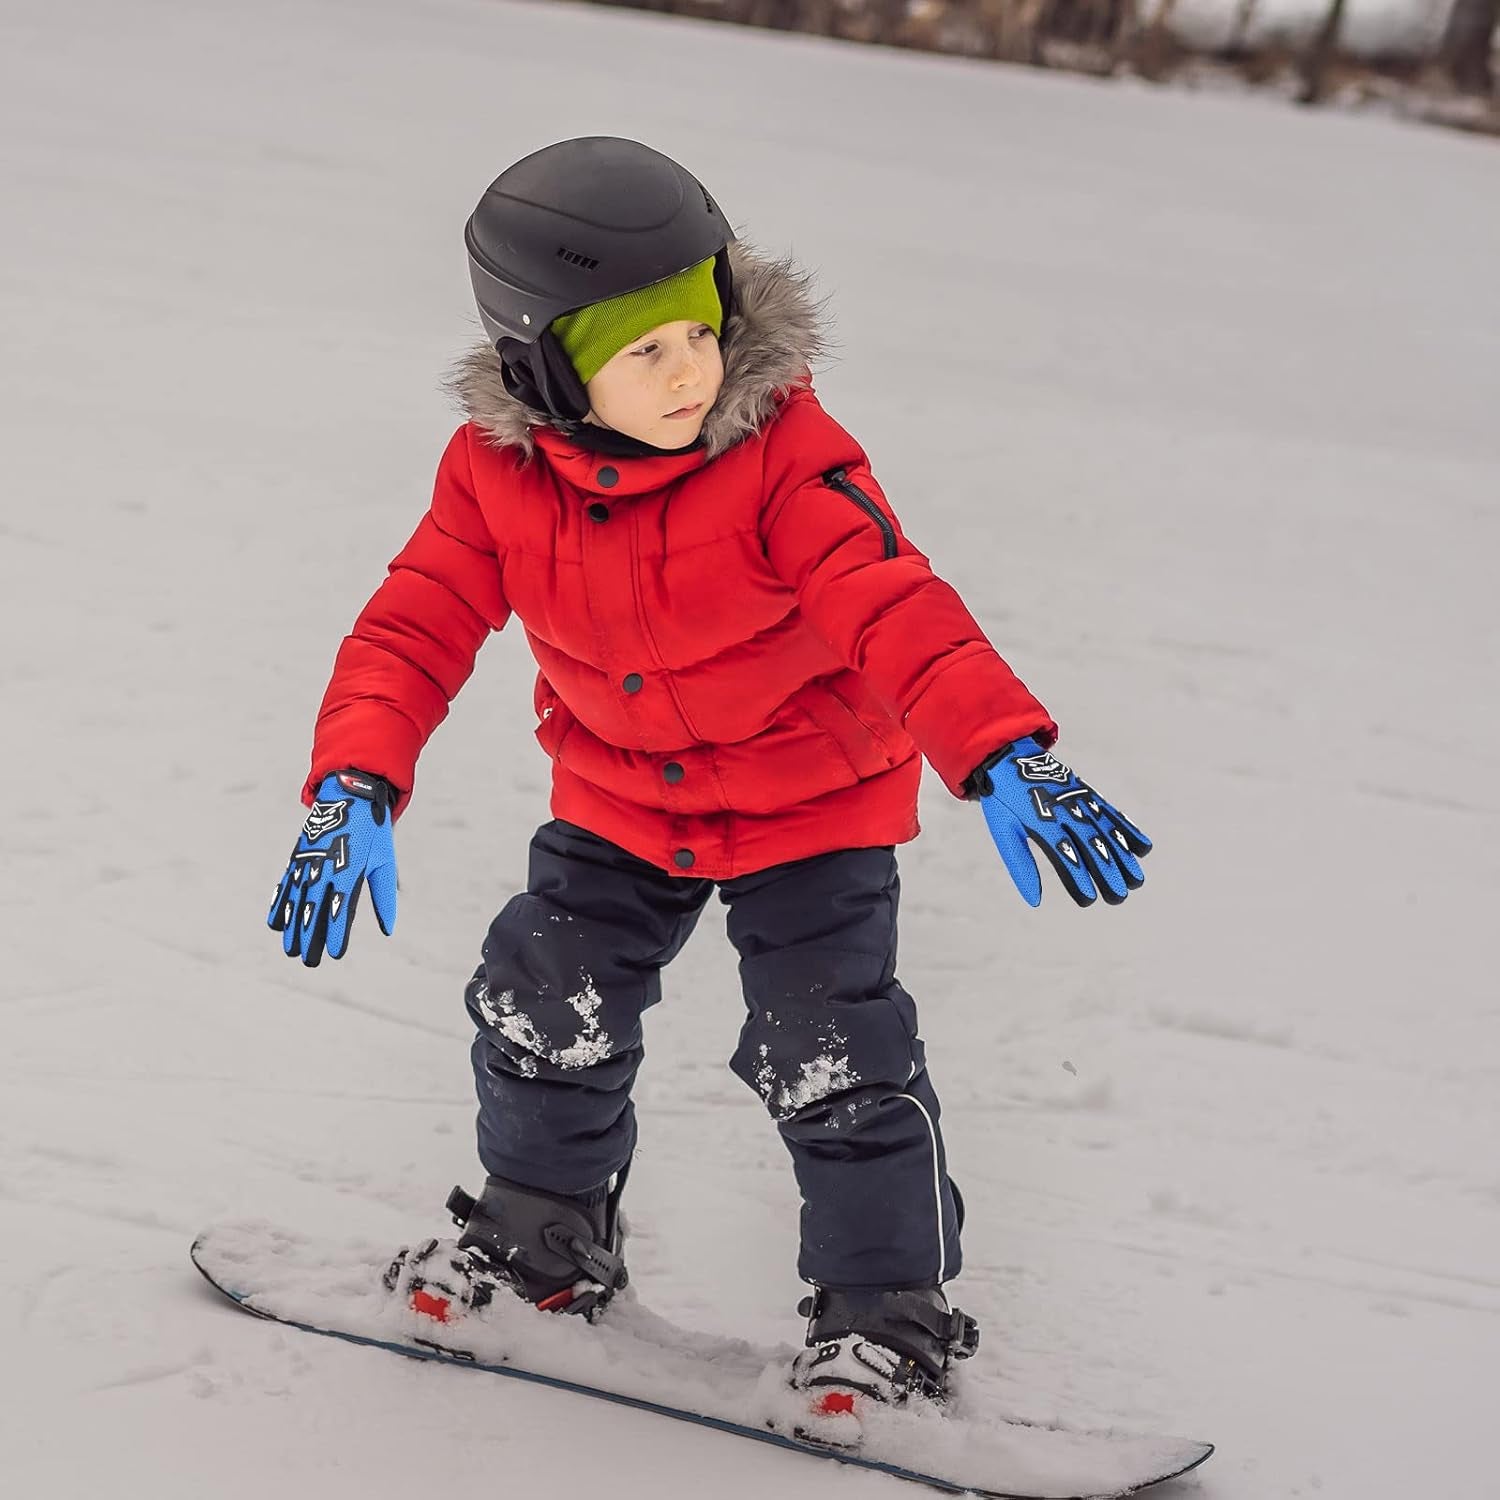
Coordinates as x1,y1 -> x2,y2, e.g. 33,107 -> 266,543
583,0 -> 1499,130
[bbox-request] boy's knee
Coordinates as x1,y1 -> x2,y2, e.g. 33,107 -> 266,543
465,966 -> 625,1074
730,986 -> 924,1124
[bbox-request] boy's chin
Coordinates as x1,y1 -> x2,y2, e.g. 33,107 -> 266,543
640,413 -> 709,450
586,405 -> 713,451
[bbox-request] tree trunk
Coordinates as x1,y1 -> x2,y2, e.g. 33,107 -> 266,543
1227,0 -> 1259,53
1297,0 -> 1347,104
1438,0 -> 1500,94
1111,0 -> 1141,66
1132,0 -> 1181,78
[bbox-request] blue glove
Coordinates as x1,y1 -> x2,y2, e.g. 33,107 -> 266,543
268,770 -> 398,965
972,738 -> 1151,908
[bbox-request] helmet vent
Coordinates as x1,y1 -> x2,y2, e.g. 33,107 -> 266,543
556,245 -> 600,272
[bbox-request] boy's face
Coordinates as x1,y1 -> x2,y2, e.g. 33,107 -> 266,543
584,319 -> 723,450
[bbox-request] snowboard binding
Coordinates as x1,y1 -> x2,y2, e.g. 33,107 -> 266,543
451,1170 -> 629,1319
385,1172 -> 629,1334
791,1286 -> 979,1422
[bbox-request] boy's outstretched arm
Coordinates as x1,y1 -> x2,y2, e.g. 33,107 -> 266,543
761,435 -> 1149,908
761,450 -> 1055,793
270,428 -> 510,965
303,427 -> 511,809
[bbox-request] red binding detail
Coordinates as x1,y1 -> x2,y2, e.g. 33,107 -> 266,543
535,1287 -> 576,1313
410,1288 -> 451,1322
812,1391 -> 857,1417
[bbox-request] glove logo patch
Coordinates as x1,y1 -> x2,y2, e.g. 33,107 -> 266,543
303,799 -> 349,841
1015,751 -> 1072,784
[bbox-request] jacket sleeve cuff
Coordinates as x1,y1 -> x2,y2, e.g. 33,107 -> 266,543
899,650 -> 1057,798
962,739 -> 1051,799
302,703 -> 424,814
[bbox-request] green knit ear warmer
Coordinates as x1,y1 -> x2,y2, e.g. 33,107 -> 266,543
551,257 -> 723,386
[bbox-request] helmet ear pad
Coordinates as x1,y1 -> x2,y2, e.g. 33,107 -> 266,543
712,247 -> 735,328
498,330 -> 592,423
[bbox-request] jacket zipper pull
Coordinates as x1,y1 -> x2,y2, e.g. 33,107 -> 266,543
823,469 -> 898,560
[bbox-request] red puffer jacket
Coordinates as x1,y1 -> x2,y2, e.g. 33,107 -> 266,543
305,248 -> 1055,879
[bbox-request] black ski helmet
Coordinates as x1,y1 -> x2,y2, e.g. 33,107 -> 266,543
465,136 -> 735,350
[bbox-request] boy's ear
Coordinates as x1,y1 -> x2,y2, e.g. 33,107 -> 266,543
498,331 -> 591,422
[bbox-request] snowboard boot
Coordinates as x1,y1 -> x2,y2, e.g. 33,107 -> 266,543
384,1170 -> 629,1338
790,1286 -> 979,1432
449,1172 -> 629,1318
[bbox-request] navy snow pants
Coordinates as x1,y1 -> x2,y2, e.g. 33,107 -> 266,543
464,820 -> 962,1290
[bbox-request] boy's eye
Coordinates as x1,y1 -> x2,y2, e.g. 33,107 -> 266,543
631,327 -> 713,356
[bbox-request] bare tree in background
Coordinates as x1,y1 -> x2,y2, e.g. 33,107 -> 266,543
1437,0 -> 1500,92
1131,0 -> 1183,78
587,0 -> 1500,120
1226,0 -> 1260,54
1297,0 -> 1348,103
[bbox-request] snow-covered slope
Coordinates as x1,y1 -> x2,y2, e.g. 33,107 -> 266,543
2,1 -> 1496,1496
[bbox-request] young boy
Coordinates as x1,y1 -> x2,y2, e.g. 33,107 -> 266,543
269,136 -> 1150,1417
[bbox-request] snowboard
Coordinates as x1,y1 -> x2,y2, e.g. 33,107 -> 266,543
191,1221 -> 1212,1500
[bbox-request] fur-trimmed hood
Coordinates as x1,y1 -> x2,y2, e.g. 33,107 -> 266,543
446,240 -> 829,461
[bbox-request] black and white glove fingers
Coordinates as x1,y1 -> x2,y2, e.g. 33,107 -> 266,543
1029,823 -> 1101,908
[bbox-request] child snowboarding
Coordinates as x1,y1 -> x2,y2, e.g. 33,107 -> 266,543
268,136 -> 1152,1422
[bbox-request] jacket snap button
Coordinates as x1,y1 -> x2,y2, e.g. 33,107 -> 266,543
663,762 -> 685,784
622,673 -> 643,694
587,502 -> 609,522
673,849 -> 695,869
597,466 -> 619,489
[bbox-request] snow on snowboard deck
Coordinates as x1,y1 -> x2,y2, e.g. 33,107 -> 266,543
190,1222 -> 1212,1499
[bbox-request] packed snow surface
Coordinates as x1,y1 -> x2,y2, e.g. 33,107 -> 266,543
2,1 -> 1497,1498
191,1222 -> 1210,1497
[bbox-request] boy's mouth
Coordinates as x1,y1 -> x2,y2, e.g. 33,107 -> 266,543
663,402 -> 703,420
